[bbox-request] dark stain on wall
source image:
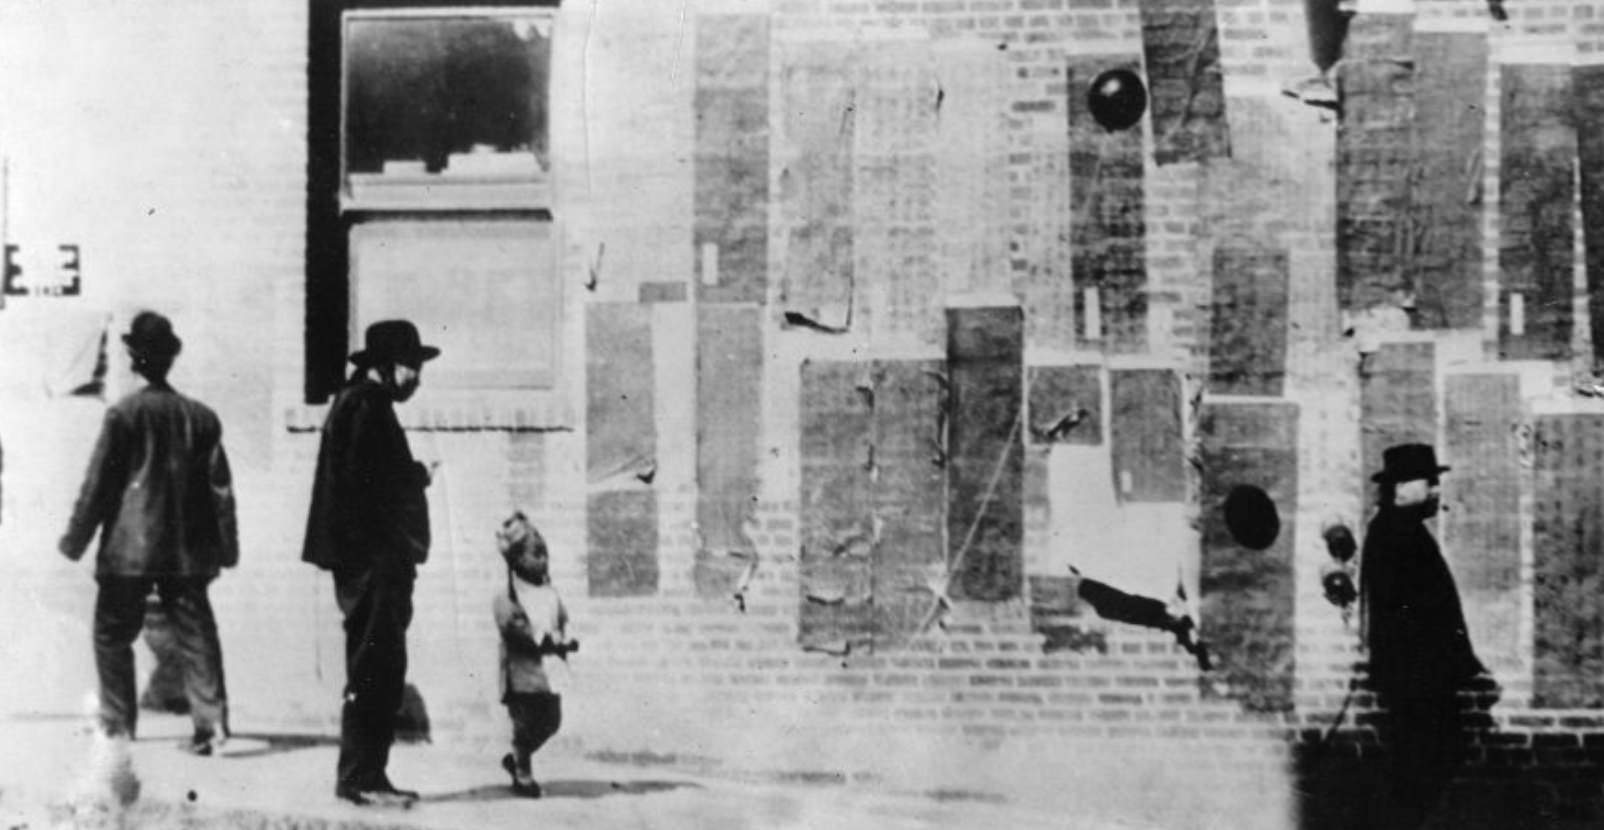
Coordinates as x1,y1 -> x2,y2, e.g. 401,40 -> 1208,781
798,360 -> 876,652
1360,342 -> 1436,503
1532,414 -> 1604,709
1498,63 -> 1576,361
694,14 -> 770,304
1575,64 -> 1604,371
1029,574 -> 1107,655
1441,374 -> 1522,670
1027,365 -> 1102,446
778,43 -> 856,331
1199,400 -> 1298,713
1336,13 -> 1414,315
586,303 -> 655,486
1067,56 -> 1148,352
869,360 -> 948,646
588,489 -> 659,598
1404,30 -> 1487,331
1136,0 -> 1230,165
1208,237 -> 1289,397
797,359 -> 948,651
947,306 -> 1024,602
1108,369 -> 1184,503
694,304 -> 763,598
585,302 -> 659,597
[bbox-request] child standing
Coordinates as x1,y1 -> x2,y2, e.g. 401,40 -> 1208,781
492,511 -> 574,798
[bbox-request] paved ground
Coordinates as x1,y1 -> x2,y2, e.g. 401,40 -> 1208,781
0,714 -> 1125,830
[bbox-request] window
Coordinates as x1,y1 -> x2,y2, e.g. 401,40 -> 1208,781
305,2 -> 564,407
341,8 -> 553,211
348,218 -> 559,390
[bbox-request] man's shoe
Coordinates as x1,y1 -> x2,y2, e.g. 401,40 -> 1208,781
336,786 -> 414,808
183,730 -> 227,757
376,783 -> 420,802
335,786 -> 374,806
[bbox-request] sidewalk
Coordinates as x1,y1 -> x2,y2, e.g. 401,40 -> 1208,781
0,714 -> 1133,830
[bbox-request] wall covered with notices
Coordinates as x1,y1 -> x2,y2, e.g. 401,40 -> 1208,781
8,0 -> 1604,826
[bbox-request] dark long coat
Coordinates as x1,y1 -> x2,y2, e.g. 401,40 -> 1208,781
1360,506 -> 1486,701
59,382 -> 238,576
301,377 -> 430,574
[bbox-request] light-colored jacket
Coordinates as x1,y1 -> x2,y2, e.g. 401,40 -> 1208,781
60,382 -> 238,576
492,572 -> 568,701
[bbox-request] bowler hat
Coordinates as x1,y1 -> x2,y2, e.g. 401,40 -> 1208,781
122,311 -> 183,358
349,320 -> 440,368
1371,443 -> 1451,483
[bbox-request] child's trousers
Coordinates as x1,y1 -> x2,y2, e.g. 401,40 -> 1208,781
506,692 -> 562,758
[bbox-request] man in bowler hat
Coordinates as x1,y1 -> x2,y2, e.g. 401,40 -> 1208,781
59,311 -> 238,754
303,320 -> 439,807
1361,443 -> 1491,828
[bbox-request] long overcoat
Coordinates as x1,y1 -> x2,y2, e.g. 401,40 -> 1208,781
1360,506 -> 1486,701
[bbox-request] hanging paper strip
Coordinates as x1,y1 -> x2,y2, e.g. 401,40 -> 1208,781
1498,63 -> 1575,361
694,14 -> 769,304
946,306 -> 1025,601
1198,401 -> 1299,712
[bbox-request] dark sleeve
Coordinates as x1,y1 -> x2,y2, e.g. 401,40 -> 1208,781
59,409 -> 128,560
210,433 -> 239,568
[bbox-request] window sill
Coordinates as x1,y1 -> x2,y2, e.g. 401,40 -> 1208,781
285,389 -> 574,434
341,175 -> 553,214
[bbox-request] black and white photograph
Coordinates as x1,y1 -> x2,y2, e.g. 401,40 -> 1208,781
0,0 -> 1600,828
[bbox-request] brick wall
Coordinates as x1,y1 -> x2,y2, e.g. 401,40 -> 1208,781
4,0 -> 1604,826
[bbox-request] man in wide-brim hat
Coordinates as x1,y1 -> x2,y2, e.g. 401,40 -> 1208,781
1359,443 -> 1491,827
302,319 -> 439,807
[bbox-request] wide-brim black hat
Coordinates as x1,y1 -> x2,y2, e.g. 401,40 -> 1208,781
1371,443 -> 1451,483
122,310 -> 182,358
349,319 -> 441,368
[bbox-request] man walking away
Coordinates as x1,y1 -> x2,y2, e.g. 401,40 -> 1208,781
1361,443 -> 1494,829
302,319 -> 438,808
59,310 -> 237,756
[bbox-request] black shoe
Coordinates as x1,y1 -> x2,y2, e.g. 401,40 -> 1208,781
183,729 -> 226,757
337,783 -> 416,807
501,753 -> 541,798
374,781 -> 420,802
1169,616 -> 1214,672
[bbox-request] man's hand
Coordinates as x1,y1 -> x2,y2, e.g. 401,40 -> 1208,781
57,536 -> 86,562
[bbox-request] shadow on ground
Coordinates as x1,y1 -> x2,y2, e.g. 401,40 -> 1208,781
429,779 -> 701,803
130,732 -> 342,760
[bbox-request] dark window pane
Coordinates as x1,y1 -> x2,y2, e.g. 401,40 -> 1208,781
344,14 -> 550,177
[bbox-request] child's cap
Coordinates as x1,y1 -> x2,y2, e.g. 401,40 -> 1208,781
496,511 -> 547,562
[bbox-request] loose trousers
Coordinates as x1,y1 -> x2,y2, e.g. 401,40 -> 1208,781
506,692 -> 562,762
94,575 -> 228,739
333,567 -> 415,792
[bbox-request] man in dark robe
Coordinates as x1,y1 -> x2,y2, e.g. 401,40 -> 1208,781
302,320 -> 438,807
1360,443 -> 1491,828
